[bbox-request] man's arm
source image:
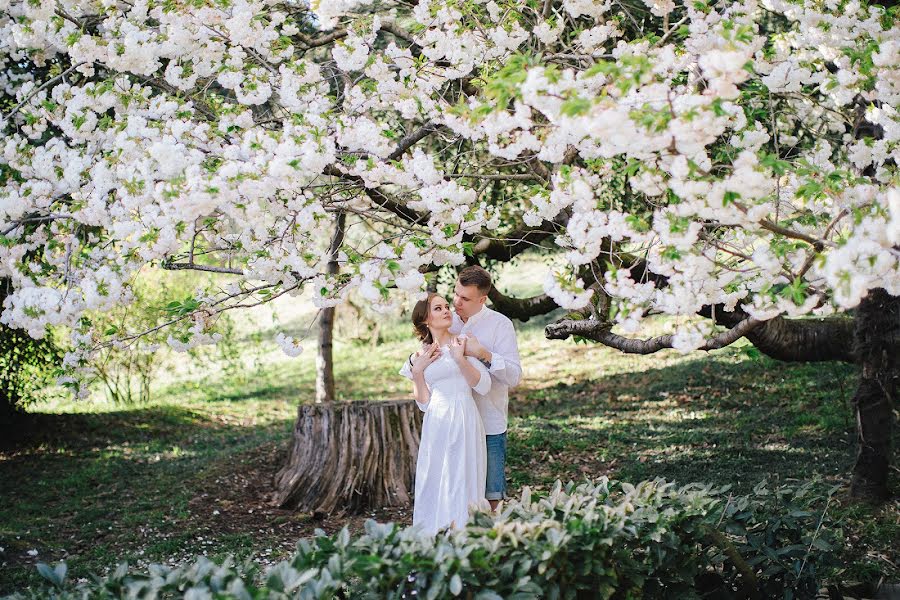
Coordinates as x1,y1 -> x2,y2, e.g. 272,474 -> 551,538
466,320 -> 522,388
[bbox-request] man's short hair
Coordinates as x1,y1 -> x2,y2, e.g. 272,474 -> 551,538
458,265 -> 492,296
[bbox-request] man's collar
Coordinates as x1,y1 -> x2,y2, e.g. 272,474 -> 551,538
461,305 -> 489,328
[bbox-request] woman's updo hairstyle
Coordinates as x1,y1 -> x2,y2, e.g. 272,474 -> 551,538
411,293 -> 442,345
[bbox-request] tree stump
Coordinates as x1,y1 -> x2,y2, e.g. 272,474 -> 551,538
273,399 -> 423,514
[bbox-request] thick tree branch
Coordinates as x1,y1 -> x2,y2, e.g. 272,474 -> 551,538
488,287 -> 558,322
323,165 -> 427,224
297,29 -> 348,49
379,18 -> 417,46
596,248 -> 858,363
545,316 -> 763,354
387,122 -> 438,161
162,261 -> 243,275
697,303 -> 856,363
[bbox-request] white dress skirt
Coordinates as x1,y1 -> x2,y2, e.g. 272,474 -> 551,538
401,347 -> 491,534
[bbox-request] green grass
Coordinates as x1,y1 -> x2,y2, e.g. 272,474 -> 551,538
1,317 -> 897,593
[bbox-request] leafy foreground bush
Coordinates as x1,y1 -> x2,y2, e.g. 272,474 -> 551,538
13,479 -> 839,599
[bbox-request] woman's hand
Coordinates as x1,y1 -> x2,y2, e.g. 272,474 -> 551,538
411,342 -> 441,377
448,336 -> 467,363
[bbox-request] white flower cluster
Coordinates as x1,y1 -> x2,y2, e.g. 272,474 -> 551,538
274,332 -> 304,357
543,269 -> 594,311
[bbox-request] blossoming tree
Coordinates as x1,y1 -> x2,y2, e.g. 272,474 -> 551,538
1,0 -> 897,500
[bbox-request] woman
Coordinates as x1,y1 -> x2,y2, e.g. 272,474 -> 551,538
400,293 -> 491,534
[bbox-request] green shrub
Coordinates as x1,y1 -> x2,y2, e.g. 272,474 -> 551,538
12,479 -> 840,599
0,323 -> 62,422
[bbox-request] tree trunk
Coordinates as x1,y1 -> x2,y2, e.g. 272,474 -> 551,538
315,212 -> 345,404
315,306 -> 336,404
273,399 -> 423,514
849,288 -> 898,501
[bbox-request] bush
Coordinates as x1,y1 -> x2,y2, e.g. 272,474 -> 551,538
13,479 -> 840,599
0,323 -> 62,422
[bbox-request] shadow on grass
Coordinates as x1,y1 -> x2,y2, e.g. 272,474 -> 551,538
507,353 -> 868,495
0,403 -> 298,591
0,405 -> 214,454
0,405 -> 294,507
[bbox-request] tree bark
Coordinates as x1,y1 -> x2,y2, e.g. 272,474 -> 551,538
699,307 -> 856,363
315,311 -> 336,403
849,288 -> 898,502
488,287 -> 558,322
315,212 -> 345,404
273,399 -> 423,514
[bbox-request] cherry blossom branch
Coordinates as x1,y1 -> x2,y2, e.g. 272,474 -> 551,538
1,62 -> 85,124
93,281 -> 301,351
544,316 -> 763,354
448,172 -> 539,181
1,213 -> 76,236
323,165 -> 428,224
162,262 -> 244,275
387,122 -> 439,161
732,200 -> 837,249
655,15 -> 690,47
795,209 -> 849,279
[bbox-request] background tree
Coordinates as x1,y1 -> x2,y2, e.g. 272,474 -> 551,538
0,0 -> 897,500
315,211 -> 345,404
0,279 -> 62,424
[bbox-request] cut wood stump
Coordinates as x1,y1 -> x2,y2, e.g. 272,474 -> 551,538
273,399 -> 422,514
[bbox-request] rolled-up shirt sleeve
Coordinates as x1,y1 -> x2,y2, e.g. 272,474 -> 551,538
467,356 -> 492,395
488,320 -> 522,388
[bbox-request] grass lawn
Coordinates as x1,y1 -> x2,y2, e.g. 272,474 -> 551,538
1,312 -> 898,593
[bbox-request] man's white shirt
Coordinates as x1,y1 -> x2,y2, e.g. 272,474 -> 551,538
399,305 -> 522,434
450,306 -> 522,435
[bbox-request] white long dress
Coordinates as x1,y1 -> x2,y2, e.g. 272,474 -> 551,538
400,347 -> 491,535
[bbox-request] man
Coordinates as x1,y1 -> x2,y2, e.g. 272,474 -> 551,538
450,265 -> 522,510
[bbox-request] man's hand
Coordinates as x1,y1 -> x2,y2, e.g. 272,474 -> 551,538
463,335 -> 491,364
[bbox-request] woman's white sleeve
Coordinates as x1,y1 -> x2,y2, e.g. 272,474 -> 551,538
398,358 -> 413,381
467,356 -> 492,395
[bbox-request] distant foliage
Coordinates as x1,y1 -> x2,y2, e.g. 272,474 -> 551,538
87,270 -> 238,404
17,479 -> 840,599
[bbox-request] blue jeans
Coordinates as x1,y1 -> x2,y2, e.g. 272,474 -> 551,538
485,432 -> 507,501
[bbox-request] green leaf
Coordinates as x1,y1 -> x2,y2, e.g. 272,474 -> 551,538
449,573 -> 463,595
560,96 -> 592,117
796,181 -> 824,200
740,345 -> 762,360
711,98 -> 727,117
36,563 -> 58,586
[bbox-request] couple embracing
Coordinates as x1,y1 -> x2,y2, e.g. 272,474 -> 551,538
399,266 -> 522,535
